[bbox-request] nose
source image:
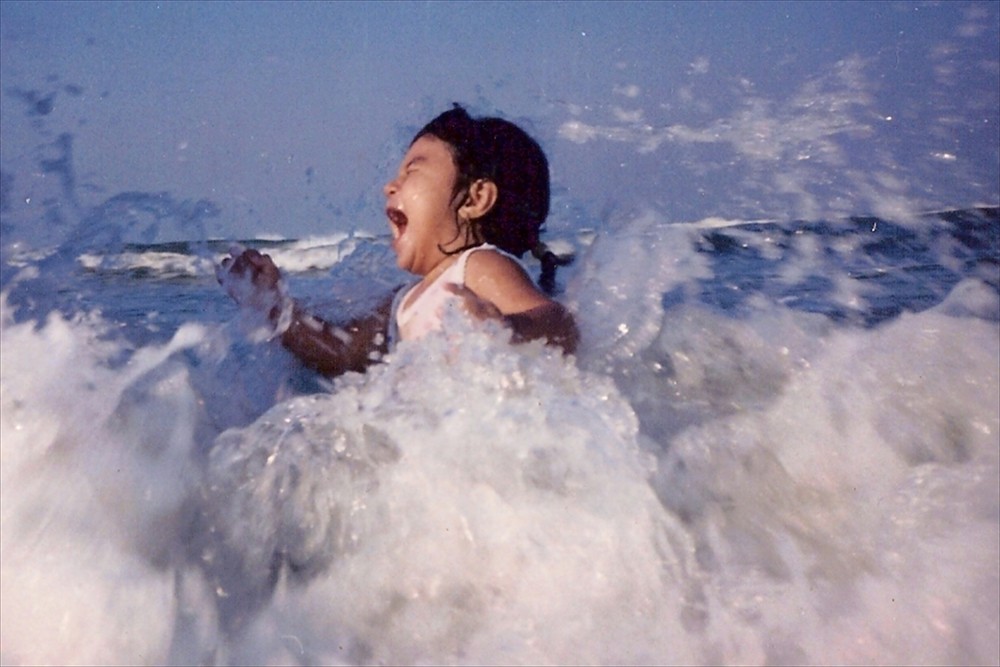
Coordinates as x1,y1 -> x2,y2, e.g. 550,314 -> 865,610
383,178 -> 398,197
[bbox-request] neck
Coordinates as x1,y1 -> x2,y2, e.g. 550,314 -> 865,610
419,251 -> 460,285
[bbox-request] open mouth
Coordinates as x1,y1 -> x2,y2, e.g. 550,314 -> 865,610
386,207 -> 408,240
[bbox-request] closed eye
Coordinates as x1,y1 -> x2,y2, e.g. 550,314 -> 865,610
404,156 -> 427,173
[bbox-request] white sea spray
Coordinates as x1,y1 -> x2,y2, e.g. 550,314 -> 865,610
0,296 -> 210,665
3,242 -> 996,664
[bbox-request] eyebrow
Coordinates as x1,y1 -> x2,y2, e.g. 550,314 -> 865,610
404,156 -> 428,170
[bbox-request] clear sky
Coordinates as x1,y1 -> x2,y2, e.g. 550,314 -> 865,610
1,1 -> 997,243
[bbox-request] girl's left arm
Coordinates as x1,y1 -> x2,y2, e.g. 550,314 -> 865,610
217,246 -> 395,377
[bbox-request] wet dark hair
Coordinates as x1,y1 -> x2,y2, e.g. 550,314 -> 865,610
413,104 -> 550,259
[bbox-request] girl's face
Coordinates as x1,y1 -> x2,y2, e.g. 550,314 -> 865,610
384,135 -> 464,276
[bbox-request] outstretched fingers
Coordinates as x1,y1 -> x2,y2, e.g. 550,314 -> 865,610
218,247 -> 280,289
216,245 -> 286,317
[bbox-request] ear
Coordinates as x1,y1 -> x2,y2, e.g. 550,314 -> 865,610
458,179 -> 498,221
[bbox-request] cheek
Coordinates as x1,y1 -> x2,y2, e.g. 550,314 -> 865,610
400,192 -> 431,219
405,182 -> 453,212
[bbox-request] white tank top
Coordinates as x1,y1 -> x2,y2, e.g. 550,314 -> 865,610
394,244 -> 494,342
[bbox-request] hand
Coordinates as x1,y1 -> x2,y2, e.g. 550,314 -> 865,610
216,245 -> 286,318
445,282 -> 502,321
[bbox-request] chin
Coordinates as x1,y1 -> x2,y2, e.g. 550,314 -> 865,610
394,255 -> 414,273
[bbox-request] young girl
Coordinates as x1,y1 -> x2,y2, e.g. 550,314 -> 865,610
217,105 -> 578,378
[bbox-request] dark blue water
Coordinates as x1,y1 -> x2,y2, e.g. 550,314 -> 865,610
4,207 -> 995,350
688,208 -> 1000,325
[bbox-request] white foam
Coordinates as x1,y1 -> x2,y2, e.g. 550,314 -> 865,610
0,300 -> 208,664
195,320 -> 699,663
78,249 -> 217,278
565,209 -> 712,366
1,220 -> 997,664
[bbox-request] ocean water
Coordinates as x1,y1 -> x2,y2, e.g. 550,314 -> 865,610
2,2 -> 999,665
2,203 -> 998,665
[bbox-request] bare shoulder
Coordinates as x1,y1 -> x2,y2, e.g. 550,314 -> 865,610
464,247 -> 551,314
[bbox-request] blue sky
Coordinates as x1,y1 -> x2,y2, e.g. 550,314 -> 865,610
2,1 -> 997,242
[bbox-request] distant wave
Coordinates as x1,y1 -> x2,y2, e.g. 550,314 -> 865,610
70,233 -> 376,280
62,207 -> 998,286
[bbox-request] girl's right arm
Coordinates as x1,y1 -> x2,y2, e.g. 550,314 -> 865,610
460,249 -> 579,354
218,247 -> 395,378
276,294 -> 394,377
